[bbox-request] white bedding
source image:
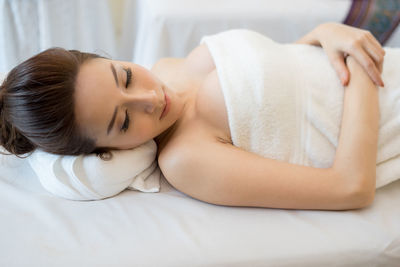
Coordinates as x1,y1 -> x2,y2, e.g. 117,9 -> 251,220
1,152 -> 400,266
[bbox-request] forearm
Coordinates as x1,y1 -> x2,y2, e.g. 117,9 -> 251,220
333,57 -> 379,194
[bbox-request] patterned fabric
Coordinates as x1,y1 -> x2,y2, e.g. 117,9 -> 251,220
344,0 -> 400,45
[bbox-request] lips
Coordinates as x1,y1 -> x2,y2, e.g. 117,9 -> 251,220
159,89 -> 170,120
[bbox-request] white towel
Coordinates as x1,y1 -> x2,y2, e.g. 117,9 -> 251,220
27,140 -> 160,200
202,29 -> 400,188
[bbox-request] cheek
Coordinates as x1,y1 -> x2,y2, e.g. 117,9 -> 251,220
131,118 -> 157,138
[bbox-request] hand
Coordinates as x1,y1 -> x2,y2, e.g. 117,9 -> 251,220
345,55 -> 377,87
313,23 -> 385,86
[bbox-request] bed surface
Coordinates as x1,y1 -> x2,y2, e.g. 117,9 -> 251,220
1,153 -> 399,267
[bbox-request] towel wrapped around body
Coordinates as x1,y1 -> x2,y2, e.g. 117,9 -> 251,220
201,29 -> 400,188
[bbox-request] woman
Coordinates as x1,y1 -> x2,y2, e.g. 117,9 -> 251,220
0,23 -> 389,210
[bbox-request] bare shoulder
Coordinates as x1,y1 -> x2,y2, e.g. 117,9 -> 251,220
151,57 -> 185,78
157,136 -> 222,186
151,44 -> 215,82
184,44 -> 216,76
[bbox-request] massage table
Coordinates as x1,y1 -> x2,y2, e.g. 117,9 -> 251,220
0,151 -> 399,266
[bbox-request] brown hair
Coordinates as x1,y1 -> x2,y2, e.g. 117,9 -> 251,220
0,47 -> 110,157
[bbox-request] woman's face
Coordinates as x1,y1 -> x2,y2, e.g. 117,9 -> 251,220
74,58 -> 182,150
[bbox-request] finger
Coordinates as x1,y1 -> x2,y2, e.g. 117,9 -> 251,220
352,46 -> 384,86
328,51 -> 349,85
366,32 -> 385,56
362,39 -> 384,71
366,33 -> 385,74
378,59 -> 383,74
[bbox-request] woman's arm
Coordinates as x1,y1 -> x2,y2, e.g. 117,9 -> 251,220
333,56 -> 379,202
296,22 -> 385,87
161,64 -> 379,211
161,137 -> 371,211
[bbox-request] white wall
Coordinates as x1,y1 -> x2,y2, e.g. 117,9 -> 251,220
108,0 -> 125,45
0,0 -> 117,73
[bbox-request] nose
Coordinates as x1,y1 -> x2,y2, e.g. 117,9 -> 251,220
124,88 -> 160,113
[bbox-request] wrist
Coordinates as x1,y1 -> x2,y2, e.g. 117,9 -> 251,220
346,56 -> 362,73
346,56 -> 377,87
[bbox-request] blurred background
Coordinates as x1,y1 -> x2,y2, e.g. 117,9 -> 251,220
1,0 -> 399,73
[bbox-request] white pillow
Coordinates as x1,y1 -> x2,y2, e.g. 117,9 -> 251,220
1,72 -> 160,200
27,140 -> 160,200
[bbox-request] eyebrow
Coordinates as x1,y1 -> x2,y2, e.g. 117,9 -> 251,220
110,63 -> 119,87
107,63 -> 119,135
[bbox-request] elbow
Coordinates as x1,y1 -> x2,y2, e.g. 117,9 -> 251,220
349,188 -> 375,209
347,176 -> 376,209
335,167 -> 376,210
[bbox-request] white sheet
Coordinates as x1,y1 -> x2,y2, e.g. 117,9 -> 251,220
1,152 -> 399,266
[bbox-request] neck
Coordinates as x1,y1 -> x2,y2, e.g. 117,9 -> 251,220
151,60 -> 196,155
154,99 -> 188,156
154,121 -> 177,152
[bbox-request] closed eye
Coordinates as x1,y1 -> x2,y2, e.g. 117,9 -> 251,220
124,68 -> 132,88
121,109 -> 130,132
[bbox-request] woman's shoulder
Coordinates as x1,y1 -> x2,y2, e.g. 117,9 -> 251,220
183,44 -> 216,75
151,57 -> 185,79
157,133 -> 224,185
151,43 -> 216,82
156,133 -> 200,180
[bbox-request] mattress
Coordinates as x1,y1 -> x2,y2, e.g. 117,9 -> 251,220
0,152 -> 400,266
